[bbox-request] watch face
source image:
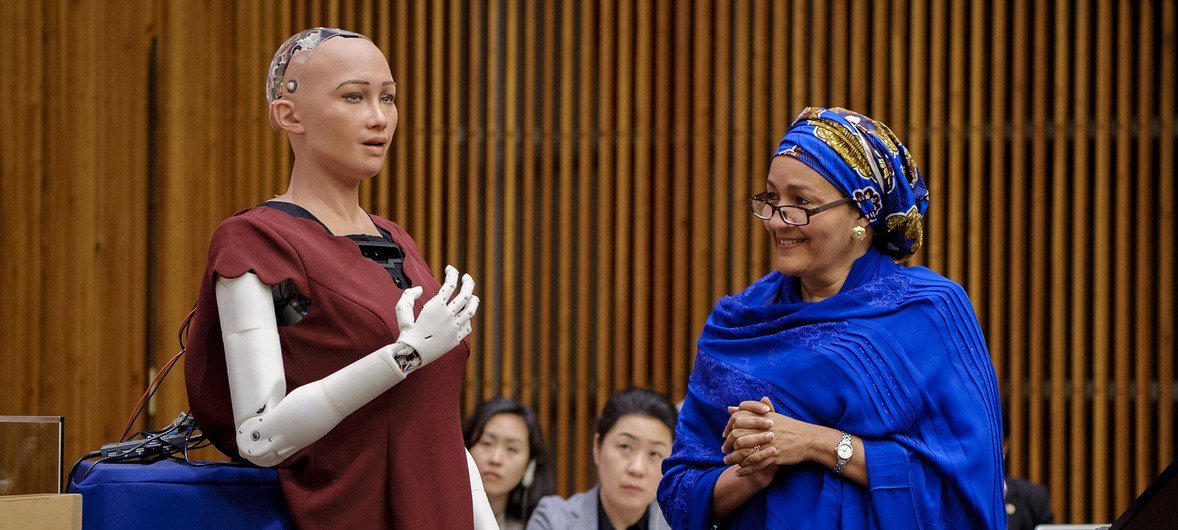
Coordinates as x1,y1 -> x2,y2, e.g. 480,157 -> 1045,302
838,444 -> 853,460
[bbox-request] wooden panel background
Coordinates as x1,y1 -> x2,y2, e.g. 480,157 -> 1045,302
0,0 -> 1174,523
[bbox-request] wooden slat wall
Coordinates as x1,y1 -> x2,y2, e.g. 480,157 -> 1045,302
0,0 -> 1174,523
0,0 -> 152,486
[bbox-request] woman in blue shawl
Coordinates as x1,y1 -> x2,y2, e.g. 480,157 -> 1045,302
657,107 -> 1005,529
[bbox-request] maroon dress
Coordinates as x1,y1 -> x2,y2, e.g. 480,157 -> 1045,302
184,204 -> 474,529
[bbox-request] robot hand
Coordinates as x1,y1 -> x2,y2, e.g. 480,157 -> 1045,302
394,265 -> 479,367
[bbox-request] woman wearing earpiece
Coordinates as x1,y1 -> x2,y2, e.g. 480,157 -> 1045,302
465,398 -> 554,529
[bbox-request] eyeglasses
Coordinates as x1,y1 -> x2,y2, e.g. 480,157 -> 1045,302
748,193 -> 855,226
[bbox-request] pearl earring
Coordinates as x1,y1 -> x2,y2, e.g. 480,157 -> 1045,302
851,226 -> 867,241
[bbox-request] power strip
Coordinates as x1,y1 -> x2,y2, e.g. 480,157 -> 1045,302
99,431 -> 190,460
99,412 -> 198,461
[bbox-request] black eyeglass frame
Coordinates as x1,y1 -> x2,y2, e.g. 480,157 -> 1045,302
748,193 -> 857,226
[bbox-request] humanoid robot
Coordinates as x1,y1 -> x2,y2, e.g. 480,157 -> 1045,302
185,28 -> 497,528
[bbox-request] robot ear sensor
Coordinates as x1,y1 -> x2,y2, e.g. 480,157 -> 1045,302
521,459 -> 536,488
285,79 -> 299,94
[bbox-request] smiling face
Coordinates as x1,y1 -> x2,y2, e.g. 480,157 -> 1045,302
469,413 -> 532,506
276,37 -> 398,183
763,155 -> 871,294
592,414 -> 673,525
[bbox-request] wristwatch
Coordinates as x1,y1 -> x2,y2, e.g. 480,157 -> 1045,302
834,431 -> 853,475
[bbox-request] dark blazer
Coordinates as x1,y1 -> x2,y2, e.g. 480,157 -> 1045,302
526,485 -> 671,530
1006,477 -> 1054,530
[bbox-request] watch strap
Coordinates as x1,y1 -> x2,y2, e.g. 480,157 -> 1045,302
834,431 -> 852,475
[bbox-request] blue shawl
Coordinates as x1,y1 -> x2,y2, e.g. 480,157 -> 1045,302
657,248 -> 1005,529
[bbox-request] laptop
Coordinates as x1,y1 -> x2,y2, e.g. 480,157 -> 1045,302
1031,459 -> 1176,530
1108,458 -> 1178,530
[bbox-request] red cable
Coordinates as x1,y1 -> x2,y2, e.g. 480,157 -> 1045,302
119,307 -> 195,440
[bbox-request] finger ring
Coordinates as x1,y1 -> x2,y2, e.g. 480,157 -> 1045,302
752,444 -> 761,452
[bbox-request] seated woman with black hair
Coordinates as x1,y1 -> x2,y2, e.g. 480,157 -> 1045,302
465,397 -> 555,529
528,388 -> 677,530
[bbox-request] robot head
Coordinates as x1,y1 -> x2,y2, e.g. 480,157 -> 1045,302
265,27 -> 370,104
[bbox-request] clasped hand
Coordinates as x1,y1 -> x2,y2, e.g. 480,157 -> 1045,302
721,396 -> 816,478
394,265 -> 479,366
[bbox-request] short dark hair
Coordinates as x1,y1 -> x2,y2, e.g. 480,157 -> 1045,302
595,388 -> 678,442
463,397 -> 553,522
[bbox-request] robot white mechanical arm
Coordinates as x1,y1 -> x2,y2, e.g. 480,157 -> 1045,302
215,265 -> 478,465
215,266 -> 496,527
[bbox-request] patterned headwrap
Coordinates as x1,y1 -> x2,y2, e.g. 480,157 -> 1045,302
774,106 -> 929,260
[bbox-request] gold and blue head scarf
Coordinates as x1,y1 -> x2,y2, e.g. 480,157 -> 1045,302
774,106 -> 929,260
